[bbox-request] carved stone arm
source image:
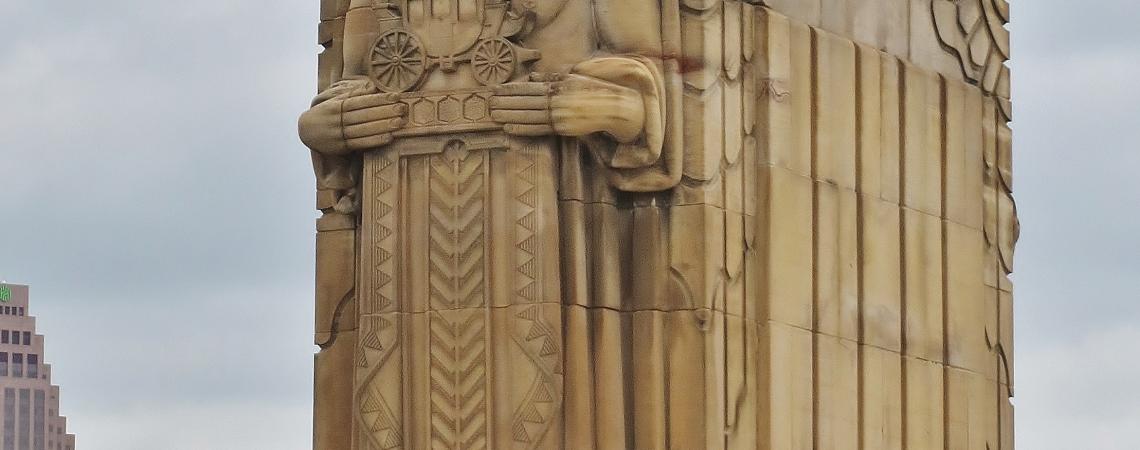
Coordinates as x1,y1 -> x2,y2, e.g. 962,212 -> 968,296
298,79 -> 409,157
491,55 -> 679,192
574,55 -> 679,192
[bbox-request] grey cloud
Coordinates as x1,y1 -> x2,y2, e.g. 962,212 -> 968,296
2,0 -> 320,447
1009,1 -> 1140,447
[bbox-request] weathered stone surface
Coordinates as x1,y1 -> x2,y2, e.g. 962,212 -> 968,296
861,345 -> 903,450
762,321 -> 814,449
298,2 -> 1017,448
860,195 -> 902,352
815,335 -> 858,450
821,0 -> 909,56
905,356 -> 946,449
946,221 -> 989,374
904,208 -> 944,362
758,166 -> 814,329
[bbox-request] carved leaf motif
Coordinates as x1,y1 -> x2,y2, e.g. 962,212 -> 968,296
429,145 -> 486,311
429,311 -> 488,450
933,0 -> 1011,98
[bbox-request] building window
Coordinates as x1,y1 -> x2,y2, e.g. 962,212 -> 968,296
18,389 -> 29,450
11,354 -> 21,378
2,307 -> 8,315
0,353 -> 7,377
21,332 -> 29,346
33,390 -> 44,450
4,388 -> 14,450
1,331 -> 8,344
26,355 -> 37,380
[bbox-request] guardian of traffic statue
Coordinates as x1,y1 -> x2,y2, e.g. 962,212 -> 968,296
299,1 -> 730,448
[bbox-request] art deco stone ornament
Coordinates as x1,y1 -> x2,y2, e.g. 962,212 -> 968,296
299,1 -> 1017,448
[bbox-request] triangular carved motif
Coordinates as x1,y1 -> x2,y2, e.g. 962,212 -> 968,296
516,305 -> 539,321
517,235 -> 536,253
533,383 -> 554,403
361,393 -> 383,413
517,283 -> 537,302
519,259 -> 537,279
518,188 -> 537,208
374,220 -> 393,239
521,404 -> 544,423
539,338 -> 558,357
357,348 -> 369,368
525,323 -> 546,341
519,211 -> 536,232
512,422 -> 532,443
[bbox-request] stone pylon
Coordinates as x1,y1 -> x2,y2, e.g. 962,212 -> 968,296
300,1 -> 1016,448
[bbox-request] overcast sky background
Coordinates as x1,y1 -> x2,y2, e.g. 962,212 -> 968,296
0,1 -> 1137,449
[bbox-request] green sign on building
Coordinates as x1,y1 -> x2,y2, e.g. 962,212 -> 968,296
0,286 -> 10,303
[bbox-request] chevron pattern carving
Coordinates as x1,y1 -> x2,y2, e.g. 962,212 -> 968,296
429,311 -> 489,450
429,144 -> 487,311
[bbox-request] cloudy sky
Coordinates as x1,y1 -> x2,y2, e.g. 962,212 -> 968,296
1,1 -> 1138,449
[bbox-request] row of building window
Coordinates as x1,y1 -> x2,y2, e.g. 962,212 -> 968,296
2,388 -> 70,450
1,331 -> 31,346
0,353 -> 38,379
1,307 -> 24,317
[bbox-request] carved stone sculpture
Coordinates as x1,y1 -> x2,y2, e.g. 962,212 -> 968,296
299,1 -> 1017,448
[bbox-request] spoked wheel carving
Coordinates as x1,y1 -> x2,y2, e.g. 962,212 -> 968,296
369,30 -> 427,93
471,38 -> 517,87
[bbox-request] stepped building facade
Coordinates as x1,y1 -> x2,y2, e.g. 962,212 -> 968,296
0,284 -> 75,450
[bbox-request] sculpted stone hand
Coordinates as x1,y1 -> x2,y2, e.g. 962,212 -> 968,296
491,74 -> 646,144
298,79 -> 409,155
551,74 -> 646,143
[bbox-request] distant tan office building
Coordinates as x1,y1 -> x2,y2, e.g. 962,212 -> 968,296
0,284 -> 75,450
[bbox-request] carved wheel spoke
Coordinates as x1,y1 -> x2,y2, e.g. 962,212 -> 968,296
471,38 -> 516,87
369,30 -> 427,93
